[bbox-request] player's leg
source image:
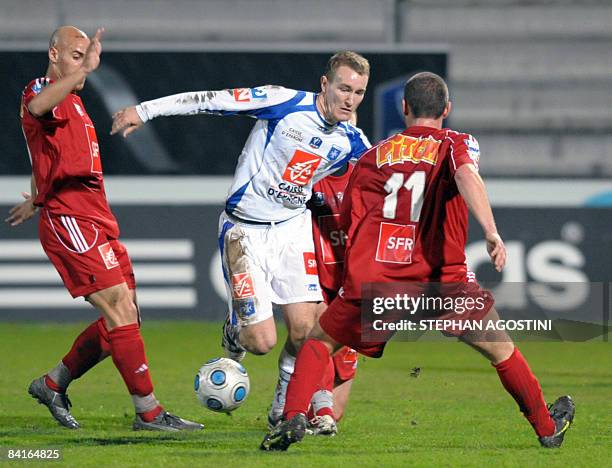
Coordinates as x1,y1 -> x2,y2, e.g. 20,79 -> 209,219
87,282 -> 202,431
28,215 -> 113,428
219,215 -> 277,359
330,346 -> 359,422
306,357 -> 337,436
460,306 -> 574,447
261,319 -> 340,451
267,301 -> 322,427
307,345 -> 357,435
235,318 -> 277,356
28,324 -> 106,430
38,317 -> 110,397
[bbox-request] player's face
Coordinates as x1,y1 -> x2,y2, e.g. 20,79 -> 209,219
321,65 -> 368,124
52,36 -> 90,91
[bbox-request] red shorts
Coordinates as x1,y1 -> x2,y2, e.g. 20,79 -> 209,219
39,210 -> 135,298
320,296 -> 388,358
320,281 -> 494,358
332,346 -> 358,382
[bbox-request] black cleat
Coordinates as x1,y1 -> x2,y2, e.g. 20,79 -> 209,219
28,376 -> 80,429
260,413 -> 307,451
539,395 -> 575,448
133,411 -> 204,432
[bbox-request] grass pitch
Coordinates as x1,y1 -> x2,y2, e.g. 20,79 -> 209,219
0,321 -> 610,467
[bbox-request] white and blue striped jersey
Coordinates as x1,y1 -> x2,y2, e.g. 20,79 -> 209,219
136,86 -> 370,222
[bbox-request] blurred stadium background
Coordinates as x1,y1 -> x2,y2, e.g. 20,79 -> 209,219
0,0 -> 610,324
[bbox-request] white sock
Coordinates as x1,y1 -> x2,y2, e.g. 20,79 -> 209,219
47,361 -> 72,391
311,390 -> 334,417
132,393 -> 160,414
269,348 -> 295,422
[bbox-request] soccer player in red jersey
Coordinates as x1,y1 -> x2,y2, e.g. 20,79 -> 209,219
305,162 -> 358,436
261,72 -> 575,450
6,26 -> 202,431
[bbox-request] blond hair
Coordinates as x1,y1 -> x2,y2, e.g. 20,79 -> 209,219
324,51 -> 370,81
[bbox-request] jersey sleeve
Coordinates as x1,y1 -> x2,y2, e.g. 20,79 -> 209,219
21,78 -> 68,128
135,85 -> 301,122
449,133 -> 480,176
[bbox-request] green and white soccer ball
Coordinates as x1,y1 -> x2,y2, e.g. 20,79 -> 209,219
194,357 -> 250,413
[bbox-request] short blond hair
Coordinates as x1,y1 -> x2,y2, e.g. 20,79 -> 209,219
325,51 -> 370,81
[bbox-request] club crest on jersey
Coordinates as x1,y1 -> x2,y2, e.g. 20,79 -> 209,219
326,145 -> 343,161
232,272 -> 255,299
309,137 -> 323,149
282,150 -> 321,186
98,243 -> 119,270
233,298 -> 256,318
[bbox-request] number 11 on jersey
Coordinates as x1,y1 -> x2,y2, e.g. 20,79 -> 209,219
382,171 -> 425,222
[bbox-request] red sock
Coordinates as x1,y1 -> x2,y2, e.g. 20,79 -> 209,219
108,323 -> 154,397
62,318 -> 110,380
44,375 -> 63,392
284,339 -> 331,420
139,405 -> 164,422
494,347 -> 555,437
96,317 -> 111,356
307,358 -> 336,420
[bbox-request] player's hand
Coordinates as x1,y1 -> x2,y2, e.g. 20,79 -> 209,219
81,28 -> 104,74
5,192 -> 37,226
485,232 -> 506,272
111,106 -> 143,137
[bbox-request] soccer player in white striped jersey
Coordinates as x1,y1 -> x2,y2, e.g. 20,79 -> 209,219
111,51 -> 371,427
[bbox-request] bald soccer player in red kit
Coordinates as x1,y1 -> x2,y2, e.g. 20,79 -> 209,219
7,26 -> 202,432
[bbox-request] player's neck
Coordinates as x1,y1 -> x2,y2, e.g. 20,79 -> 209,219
315,93 -> 338,126
406,117 -> 443,130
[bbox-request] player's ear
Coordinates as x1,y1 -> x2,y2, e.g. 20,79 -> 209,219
320,75 -> 328,93
402,99 -> 409,116
442,101 -> 452,119
48,46 -> 59,64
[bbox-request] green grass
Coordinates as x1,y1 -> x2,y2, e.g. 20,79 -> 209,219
0,321 -> 610,467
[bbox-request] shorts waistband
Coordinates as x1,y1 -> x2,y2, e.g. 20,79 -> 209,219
224,209 -> 296,226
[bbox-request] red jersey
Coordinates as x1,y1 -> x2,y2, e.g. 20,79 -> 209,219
309,165 -> 353,302
20,77 -> 119,236
340,126 -> 479,300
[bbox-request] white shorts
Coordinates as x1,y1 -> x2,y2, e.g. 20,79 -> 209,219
218,210 -> 323,327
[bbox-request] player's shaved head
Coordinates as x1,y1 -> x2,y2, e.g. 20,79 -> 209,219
404,72 -> 449,119
49,26 -> 88,49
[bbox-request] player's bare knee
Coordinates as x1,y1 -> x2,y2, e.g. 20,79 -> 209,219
241,328 -> 276,355
103,290 -> 138,329
489,341 -> 515,365
244,337 -> 275,355
288,324 -> 311,351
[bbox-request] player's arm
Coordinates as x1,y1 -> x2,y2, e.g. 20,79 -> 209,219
111,85 -> 295,138
5,174 -> 38,226
455,164 -> 506,272
27,28 -> 103,118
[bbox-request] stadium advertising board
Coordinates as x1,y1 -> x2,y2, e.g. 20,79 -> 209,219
0,198 -> 609,336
